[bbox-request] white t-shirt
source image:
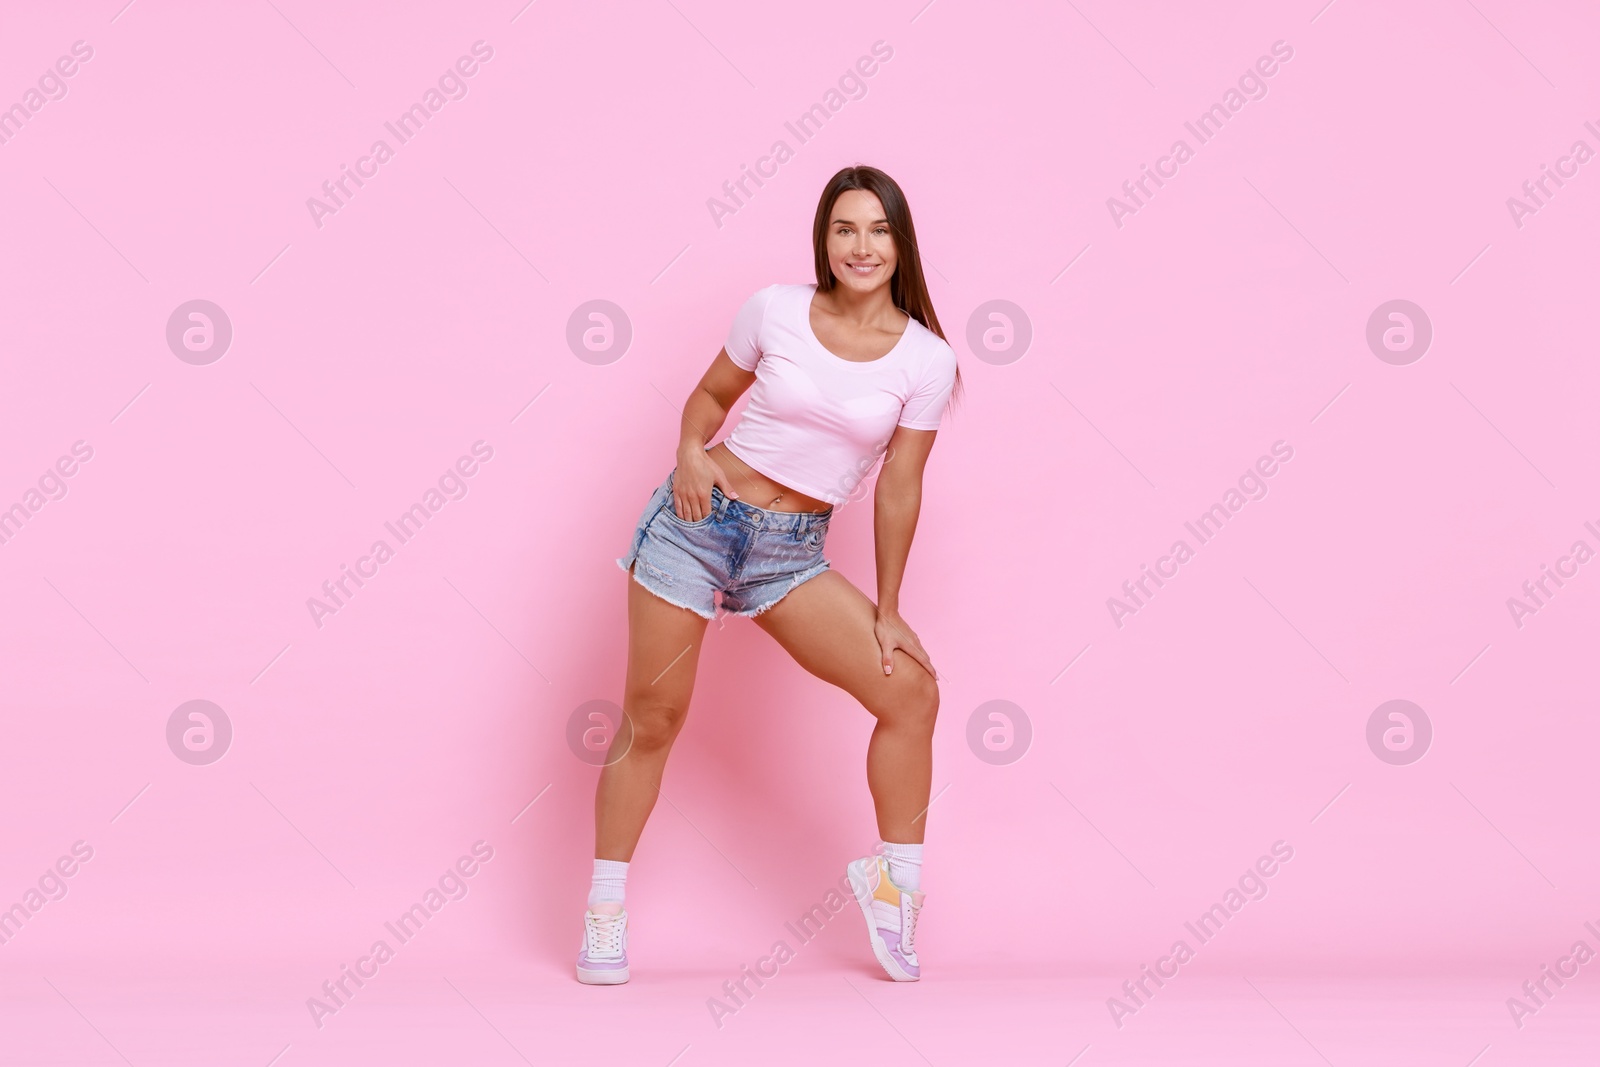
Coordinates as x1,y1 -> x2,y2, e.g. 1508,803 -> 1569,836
720,282 -> 958,507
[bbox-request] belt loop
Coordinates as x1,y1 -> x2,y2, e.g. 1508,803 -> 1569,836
714,488 -> 729,523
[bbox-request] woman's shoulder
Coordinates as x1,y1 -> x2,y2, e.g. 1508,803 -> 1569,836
734,282 -> 809,318
901,315 -> 957,368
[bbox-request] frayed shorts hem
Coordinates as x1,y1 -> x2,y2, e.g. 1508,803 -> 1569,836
617,555 -> 829,621
717,561 -> 831,618
616,557 -> 719,620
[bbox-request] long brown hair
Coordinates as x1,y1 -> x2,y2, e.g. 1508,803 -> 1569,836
810,165 -> 965,413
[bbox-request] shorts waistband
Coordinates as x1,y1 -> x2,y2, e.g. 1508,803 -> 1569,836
668,469 -> 832,533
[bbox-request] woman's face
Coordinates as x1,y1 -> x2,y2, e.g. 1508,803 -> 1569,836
824,189 -> 898,294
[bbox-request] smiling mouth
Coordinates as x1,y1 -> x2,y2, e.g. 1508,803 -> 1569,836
847,263 -> 878,273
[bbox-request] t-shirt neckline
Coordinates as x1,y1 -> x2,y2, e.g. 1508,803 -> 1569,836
803,283 -> 914,370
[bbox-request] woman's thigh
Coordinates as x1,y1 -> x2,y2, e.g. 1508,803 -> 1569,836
749,569 -> 937,715
624,560 -> 711,712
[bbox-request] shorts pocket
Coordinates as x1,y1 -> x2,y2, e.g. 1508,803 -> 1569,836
660,501 -> 716,529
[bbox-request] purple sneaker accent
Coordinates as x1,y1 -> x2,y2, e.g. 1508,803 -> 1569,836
846,856 -> 924,981
576,902 -> 630,985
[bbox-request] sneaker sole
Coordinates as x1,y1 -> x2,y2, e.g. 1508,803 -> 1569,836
576,965 -> 629,985
845,859 -> 919,982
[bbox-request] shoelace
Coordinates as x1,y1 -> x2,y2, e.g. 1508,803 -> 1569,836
586,912 -> 625,958
901,897 -> 922,955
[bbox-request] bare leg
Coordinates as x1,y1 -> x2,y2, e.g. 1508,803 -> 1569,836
593,562 -> 711,861
751,570 -> 939,842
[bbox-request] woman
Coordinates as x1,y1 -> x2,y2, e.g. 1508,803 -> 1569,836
578,165 -> 963,986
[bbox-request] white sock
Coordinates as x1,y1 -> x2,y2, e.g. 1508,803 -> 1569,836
588,858 -> 629,907
881,841 -> 922,892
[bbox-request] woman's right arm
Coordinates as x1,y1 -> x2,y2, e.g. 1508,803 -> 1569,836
671,349 -> 755,522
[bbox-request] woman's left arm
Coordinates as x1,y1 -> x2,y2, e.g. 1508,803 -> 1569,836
872,425 -> 939,680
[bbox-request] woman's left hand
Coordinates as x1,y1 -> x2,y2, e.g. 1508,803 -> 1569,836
874,607 -> 937,680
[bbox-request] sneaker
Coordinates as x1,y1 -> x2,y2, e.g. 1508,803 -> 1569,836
845,855 -> 924,981
576,901 -> 630,985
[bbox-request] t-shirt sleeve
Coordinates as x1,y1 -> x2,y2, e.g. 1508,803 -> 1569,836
722,284 -> 779,371
897,342 -> 958,430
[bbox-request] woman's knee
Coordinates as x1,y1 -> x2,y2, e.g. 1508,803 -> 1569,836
625,697 -> 689,754
872,666 -> 939,732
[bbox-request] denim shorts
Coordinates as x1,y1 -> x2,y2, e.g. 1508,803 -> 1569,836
616,466 -> 833,621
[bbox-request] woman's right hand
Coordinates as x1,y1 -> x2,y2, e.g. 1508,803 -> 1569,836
672,447 -> 739,522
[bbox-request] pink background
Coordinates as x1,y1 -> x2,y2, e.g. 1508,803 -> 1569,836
2,0 -> 1597,1063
